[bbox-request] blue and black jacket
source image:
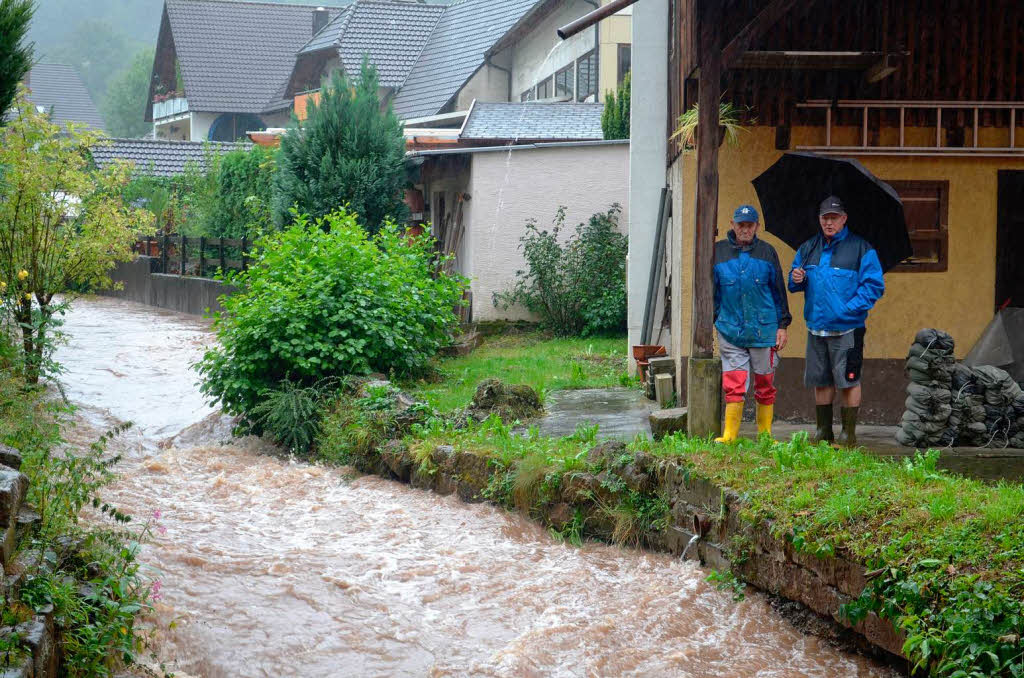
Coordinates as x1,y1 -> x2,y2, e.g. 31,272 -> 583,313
713,232 -> 792,348
787,227 -> 885,333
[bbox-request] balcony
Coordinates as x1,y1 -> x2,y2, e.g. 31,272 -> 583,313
153,96 -> 189,120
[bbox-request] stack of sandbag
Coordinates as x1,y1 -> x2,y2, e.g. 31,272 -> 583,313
951,363 -> 988,446
896,329 -> 957,447
974,365 -> 1023,447
1010,393 -> 1024,449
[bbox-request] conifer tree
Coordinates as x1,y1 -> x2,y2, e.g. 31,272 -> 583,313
0,0 -> 34,124
273,58 -> 408,232
601,72 -> 631,141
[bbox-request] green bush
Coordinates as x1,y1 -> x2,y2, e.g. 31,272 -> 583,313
248,378 -> 332,453
494,205 -> 627,337
207,145 -> 276,239
198,208 -> 467,417
273,59 -> 408,232
601,72 -> 630,140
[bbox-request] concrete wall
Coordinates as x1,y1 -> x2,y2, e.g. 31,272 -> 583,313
466,141 -> 630,322
627,0 -> 669,372
454,56 -> 513,111
104,257 -> 236,316
510,0 -> 598,100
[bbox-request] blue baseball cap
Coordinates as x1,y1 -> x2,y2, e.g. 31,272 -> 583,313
733,204 -> 759,223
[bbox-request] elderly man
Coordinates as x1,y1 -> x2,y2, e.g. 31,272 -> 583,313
712,204 -> 792,442
789,196 -> 885,446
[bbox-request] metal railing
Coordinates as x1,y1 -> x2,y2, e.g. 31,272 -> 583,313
136,234 -> 251,278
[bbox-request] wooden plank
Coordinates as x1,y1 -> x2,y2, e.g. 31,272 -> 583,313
219,237 -> 226,272
199,236 -> 206,278
692,0 -> 722,360
720,0 -> 802,68
179,235 -> 187,276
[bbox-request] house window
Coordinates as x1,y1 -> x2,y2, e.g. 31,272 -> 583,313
555,65 -> 573,99
521,88 -> 535,102
888,180 -> 949,272
576,50 -> 597,102
618,44 -> 631,84
536,76 -> 552,100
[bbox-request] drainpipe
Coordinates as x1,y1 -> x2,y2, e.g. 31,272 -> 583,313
557,0 -> 641,39
485,56 -> 514,102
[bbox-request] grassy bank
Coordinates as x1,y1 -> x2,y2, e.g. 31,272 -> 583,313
403,332 -> 630,413
310,333 -> 1023,677
0,372 -> 156,676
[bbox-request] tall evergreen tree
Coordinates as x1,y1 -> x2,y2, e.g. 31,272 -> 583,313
602,72 -> 631,141
0,0 -> 34,124
273,58 -> 408,232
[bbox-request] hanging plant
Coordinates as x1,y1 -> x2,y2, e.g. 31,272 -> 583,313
671,101 -> 753,150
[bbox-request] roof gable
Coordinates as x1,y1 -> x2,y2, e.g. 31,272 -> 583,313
391,0 -> 543,120
24,64 -> 106,132
163,0 -> 347,115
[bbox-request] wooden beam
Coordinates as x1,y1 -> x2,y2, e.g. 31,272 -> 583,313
735,51 -> 885,70
721,0 -> 803,69
692,0 -> 722,360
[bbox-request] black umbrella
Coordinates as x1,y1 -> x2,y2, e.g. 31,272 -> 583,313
752,152 -> 913,272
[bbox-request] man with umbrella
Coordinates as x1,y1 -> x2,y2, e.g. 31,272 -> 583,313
712,204 -> 792,443
788,196 -> 885,446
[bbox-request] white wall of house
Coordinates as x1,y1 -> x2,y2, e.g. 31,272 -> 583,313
466,141 -> 630,322
627,0 -> 670,368
510,0 -> 598,100
190,111 -> 219,141
453,52 -> 513,110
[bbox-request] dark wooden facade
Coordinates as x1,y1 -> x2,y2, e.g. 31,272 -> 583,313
669,0 -> 1024,158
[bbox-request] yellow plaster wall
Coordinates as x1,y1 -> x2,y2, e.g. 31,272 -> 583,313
598,0 -> 631,98
670,125 -> 1024,363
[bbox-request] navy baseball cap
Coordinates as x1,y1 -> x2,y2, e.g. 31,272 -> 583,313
733,204 -> 759,222
819,195 -> 846,216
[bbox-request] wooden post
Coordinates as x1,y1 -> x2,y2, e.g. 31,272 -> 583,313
219,237 -> 226,272
692,0 -> 722,360
161,234 -> 169,273
199,236 -> 207,278
179,234 -> 187,275
241,237 -> 248,271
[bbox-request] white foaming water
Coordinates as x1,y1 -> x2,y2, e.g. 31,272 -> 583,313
56,296 -> 896,677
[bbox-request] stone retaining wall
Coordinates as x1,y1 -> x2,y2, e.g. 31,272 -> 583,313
0,446 -> 59,678
102,257 -> 237,317
351,440 -> 907,666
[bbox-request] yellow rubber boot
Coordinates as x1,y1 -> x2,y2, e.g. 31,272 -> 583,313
756,403 -> 774,438
715,402 -> 743,443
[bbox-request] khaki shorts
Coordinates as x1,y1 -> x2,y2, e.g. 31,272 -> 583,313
804,328 -> 865,388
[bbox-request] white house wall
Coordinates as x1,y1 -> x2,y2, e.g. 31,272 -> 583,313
454,52 -> 513,111
466,142 -> 629,322
510,0 -> 598,99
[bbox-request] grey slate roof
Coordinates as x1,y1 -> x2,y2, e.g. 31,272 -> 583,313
165,0 -> 347,114
391,0 -> 542,120
90,138 -> 248,178
24,64 -> 105,131
298,1 -> 445,88
460,102 -> 605,141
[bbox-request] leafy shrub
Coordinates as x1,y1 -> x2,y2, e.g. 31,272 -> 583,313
198,208 -> 467,417
494,205 -> 627,337
207,145 -> 276,239
273,59 -> 408,232
248,378 -> 333,453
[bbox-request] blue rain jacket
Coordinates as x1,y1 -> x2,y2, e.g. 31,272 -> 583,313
787,227 -> 885,333
713,232 -> 792,348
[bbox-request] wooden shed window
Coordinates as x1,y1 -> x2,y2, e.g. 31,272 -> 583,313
536,76 -> 552,100
576,50 -> 597,102
555,65 -> 573,98
617,44 -> 631,84
888,180 -> 949,273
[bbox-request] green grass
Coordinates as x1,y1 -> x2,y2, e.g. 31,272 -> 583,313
402,332 -> 631,413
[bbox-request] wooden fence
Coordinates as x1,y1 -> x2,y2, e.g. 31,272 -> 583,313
135,234 -> 252,277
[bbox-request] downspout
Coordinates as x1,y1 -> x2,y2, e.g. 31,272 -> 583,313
485,55 -> 513,102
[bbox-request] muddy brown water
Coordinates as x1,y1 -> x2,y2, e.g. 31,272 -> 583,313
54,296 -> 896,677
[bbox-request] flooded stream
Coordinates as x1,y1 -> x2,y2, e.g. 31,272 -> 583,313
55,296 -> 895,677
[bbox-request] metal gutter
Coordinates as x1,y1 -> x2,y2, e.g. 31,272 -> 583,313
408,138 -> 629,157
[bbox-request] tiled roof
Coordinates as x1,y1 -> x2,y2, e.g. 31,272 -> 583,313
391,0 -> 542,120
24,64 -> 105,131
460,102 -> 605,141
165,0 -> 347,114
90,138 -> 248,177
299,1 -> 445,88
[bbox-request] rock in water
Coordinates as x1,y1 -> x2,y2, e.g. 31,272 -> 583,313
467,379 -> 542,423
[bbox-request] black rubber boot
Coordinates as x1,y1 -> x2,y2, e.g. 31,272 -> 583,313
838,406 -> 859,448
813,404 -> 834,444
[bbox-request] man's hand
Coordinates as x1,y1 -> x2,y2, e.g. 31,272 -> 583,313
775,328 -> 788,351
791,268 -> 806,284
